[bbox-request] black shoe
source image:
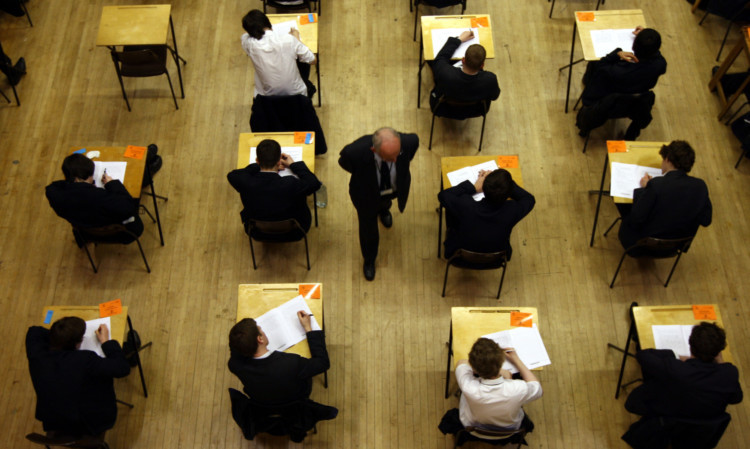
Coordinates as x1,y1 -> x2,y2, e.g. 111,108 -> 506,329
363,262 -> 375,281
379,210 -> 393,228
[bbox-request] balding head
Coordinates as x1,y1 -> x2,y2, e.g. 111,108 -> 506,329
371,127 -> 401,162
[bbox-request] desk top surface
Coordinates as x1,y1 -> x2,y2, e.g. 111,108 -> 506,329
41,305 -> 129,345
69,146 -> 146,198
268,14 -> 319,53
421,14 -> 494,61
607,141 -> 666,204
96,4 -> 172,47
633,304 -> 733,363
237,132 -> 316,171
237,283 -> 324,358
575,9 -> 645,61
440,155 -> 524,189
451,306 -> 539,369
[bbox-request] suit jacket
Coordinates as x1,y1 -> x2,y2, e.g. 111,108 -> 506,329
438,180 -> 535,258
25,326 -> 131,435
582,48 -> 666,106
625,349 -> 743,420
338,133 -> 419,213
430,37 -> 500,113
227,161 -> 321,231
619,170 -> 712,249
228,331 -> 330,407
45,180 -> 140,230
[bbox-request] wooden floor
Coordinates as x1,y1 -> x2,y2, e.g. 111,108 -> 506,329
1,0 -> 748,448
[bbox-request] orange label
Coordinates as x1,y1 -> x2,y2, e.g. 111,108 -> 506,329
692,305 -> 717,320
510,311 -> 533,327
471,17 -> 489,28
299,13 -> 316,25
299,283 -> 321,299
294,132 -> 307,144
607,141 -> 627,153
497,155 -> 519,168
124,145 -> 146,159
576,12 -> 595,22
99,298 -> 123,318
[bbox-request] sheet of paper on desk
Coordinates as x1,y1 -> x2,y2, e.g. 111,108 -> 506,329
430,28 -> 479,59
93,161 -> 127,188
79,317 -> 111,358
652,325 -> 694,359
590,28 -> 635,58
446,160 -> 498,201
272,20 -> 298,37
482,324 -> 551,374
255,295 -> 322,353
610,162 -> 662,199
249,146 -> 304,177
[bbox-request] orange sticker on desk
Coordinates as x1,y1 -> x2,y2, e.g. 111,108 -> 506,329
510,312 -> 533,327
299,13 -> 316,25
294,132 -> 307,144
299,283 -> 321,299
497,155 -> 519,168
471,17 -> 489,28
124,145 -> 146,159
692,305 -> 717,320
576,12 -> 595,22
99,299 -> 123,318
607,141 -> 627,153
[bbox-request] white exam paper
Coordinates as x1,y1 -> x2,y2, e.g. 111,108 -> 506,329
610,162 -> 662,199
249,146 -> 304,177
482,324 -> 552,374
272,19 -> 298,37
255,295 -> 322,353
430,27 -> 479,59
93,161 -> 127,188
80,317 -> 112,358
652,325 -> 694,359
446,160 -> 499,201
590,28 -> 635,58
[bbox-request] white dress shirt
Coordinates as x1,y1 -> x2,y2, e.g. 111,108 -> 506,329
241,29 -> 315,97
456,363 -> 543,429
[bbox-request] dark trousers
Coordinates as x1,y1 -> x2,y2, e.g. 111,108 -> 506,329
296,61 -> 315,99
356,195 -> 394,264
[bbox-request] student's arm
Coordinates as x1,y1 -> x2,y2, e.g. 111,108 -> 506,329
438,180 -> 476,211
227,164 -> 261,192
635,348 -> 679,381
25,326 -> 50,359
508,182 -> 536,220
101,180 -> 139,220
296,311 -> 330,378
504,348 -> 538,384
90,324 -> 131,378
290,30 -> 316,64
627,183 -> 658,229
698,182 -> 712,227
289,161 -> 322,195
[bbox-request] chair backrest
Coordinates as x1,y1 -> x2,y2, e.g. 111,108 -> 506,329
265,0 -> 313,10
112,46 -> 167,77
26,433 -> 109,449
433,95 -> 490,119
449,249 -> 507,269
465,424 -> 525,441
247,219 -> 303,235
417,0 -> 466,7
629,235 -> 694,258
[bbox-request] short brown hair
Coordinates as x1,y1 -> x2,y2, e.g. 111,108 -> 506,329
660,140 -> 696,172
689,322 -> 727,363
464,44 -> 486,71
256,139 -> 281,169
469,338 -> 504,378
229,318 -> 261,357
49,316 -> 86,350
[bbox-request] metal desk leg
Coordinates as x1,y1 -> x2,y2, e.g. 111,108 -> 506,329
169,15 -> 186,98
607,302 -> 639,399
127,315 -> 152,398
437,179 -> 443,259
444,320 -> 453,399
565,22 -> 577,113
146,164 -> 165,246
590,153 -> 608,247
316,53 -> 321,107
313,191 -> 319,227
418,35 -> 424,108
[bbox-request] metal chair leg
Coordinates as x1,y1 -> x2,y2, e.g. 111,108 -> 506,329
413,3 -> 419,41
736,147 -> 748,168
724,101 -> 748,125
603,217 -> 622,237
609,251 -> 628,288
303,233 -> 310,271
442,262 -> 451,297
496,263 -> 507,299
0,88 -> 10,103
699,10 -> 710,25
664,252 -> 683,287
19,0 -> 32,26
248,235 -> 257,269
10,83 -> 19,105
82,243 -> 99,273
717,21 -> 733,61
429,112 -> 437,150
582,133 -> 591,153
478,114 -> 487,152
549,0 -> 555,18
164,71 -> 179,110
133,238 -> 151,273
127,316 -> 150,397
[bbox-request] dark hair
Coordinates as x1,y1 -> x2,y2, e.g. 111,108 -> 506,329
469,338 -> 504,379
242,10 -> 272,40
659,140 -> 696,172
256,139 -> 281,169
632,28 -> 661,60
689,322 -> 727,363
229,318 -> 261,357
483,169 -> 513,204
464,44 -> 486,71
49,316 -> 86,350
62,154 -> 95,182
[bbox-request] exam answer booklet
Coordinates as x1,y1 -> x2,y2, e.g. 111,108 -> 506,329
652,324 -> 694,359
609,162 -> 662,199
590,28 -> 635,58
80,317 -> 111,358
430,27 -> 480,59
446,159 -> 499,201
248,146 -> 304,178
254,295 -> 322,353
481,324 -> 551,374
93,161 -> 127,188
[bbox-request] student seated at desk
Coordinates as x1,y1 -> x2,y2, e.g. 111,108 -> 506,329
438,168 -> 535,259
429,30 -> 500,112
439,338 -> 542,437
227,139 -> 321,232
45,154 -> 144,244
617,140 -> 712,250
26,317 -> 131,436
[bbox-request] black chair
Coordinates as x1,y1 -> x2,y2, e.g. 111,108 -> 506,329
429,96 -> 490,152
604,219 -> 694,288
576,91 -> 656,153
262,0 -> 319,15
442,249 -> 507,298
245,219 -> 311,270
139,144 -> 166,246
622,413 -> 731,449
698,0 -> 750,61
453,422 -> 529,448
26,432 -> 110,449
110,46 -> 178,111
413,0 -> 466,41
73,224 -> 151,273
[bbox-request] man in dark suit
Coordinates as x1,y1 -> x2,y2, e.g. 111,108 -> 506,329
26,317 -> 131,436
618,140 -> 712,249
338,128 -> 419,280
438,169 -> 535,259
45,153 -> 143,244
430,30 -> 500,112
227,139 -> 321,234
625,322 -> 743,419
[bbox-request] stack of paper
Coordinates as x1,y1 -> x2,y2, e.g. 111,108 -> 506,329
430,28 -> 479,59
255,295 -> 321,353
590,28 -> 635,58
249,146 -> 304,177
609,162 -> 662,199
446,160 -> 499,201
652,325 -> 694,359
272,19 -> 298,37
79,317 -> 112,358
481,324 -> 552,374
93,161 -> 127,188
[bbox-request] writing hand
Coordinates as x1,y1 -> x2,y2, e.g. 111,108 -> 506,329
102,172 -> 113,185
279,153 -> 293,169
95,324 -> 110,343
290,28 -> 301,40
639,173 -> 652,188
459,30 -> 474,42
618,51 -> 639,63
503,347 -> 521,365
633,26 -> 644,35
297,310 -> 313,332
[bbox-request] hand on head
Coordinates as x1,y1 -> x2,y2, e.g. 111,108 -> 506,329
95,324 -> 110,343
279,153 -> 293,169
297,310 -> 313,332
633,26 -> 644,35
474,169 -> 491,193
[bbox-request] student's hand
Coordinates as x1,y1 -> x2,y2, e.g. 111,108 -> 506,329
679,355 -> 690,362
500,369 -> 512,379
474,170 -> 490,193
617,51 -> 639,63
639,173 -> 652,188
633,26 -> 644,35
503,348 -> 521,365
280,153 -> 293,168
102,173 -> 113,185
297,311 -> 313,332
290,28 -> 301,40
95,324 -> 110,343
459,30 -> 474,42
714,352 -> 725,364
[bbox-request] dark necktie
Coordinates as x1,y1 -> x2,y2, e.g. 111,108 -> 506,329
380,161 -> 391,191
